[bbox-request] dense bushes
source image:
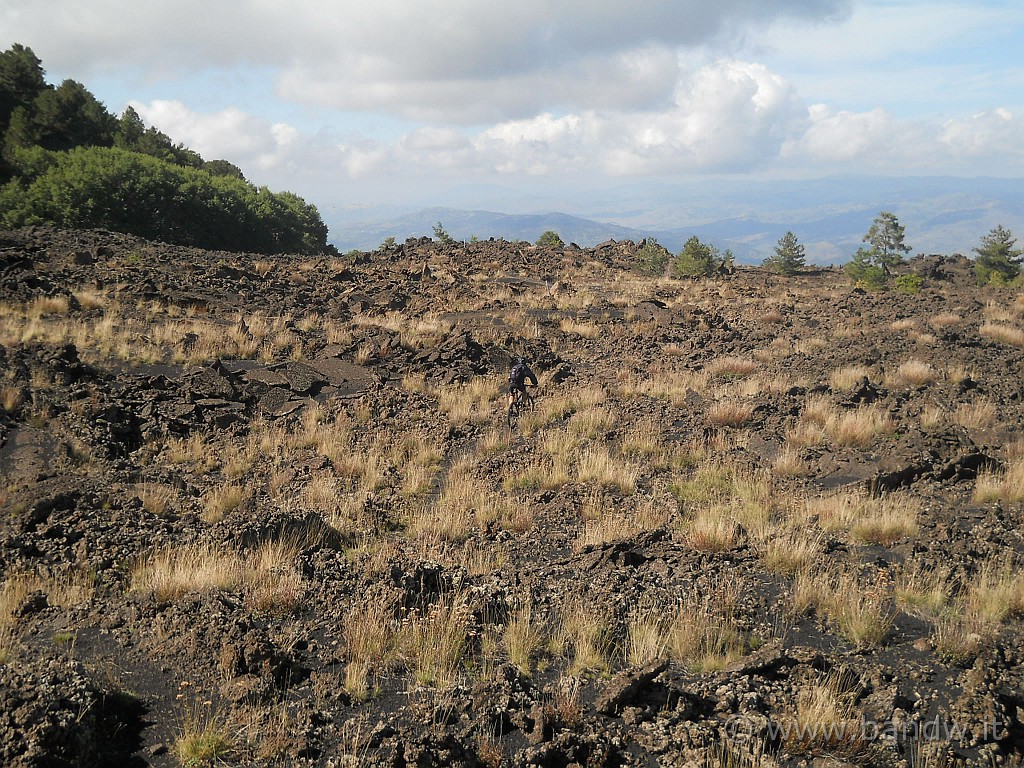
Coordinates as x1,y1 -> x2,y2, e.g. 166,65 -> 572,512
0,43 -> 327,254
0,146 -> 327,254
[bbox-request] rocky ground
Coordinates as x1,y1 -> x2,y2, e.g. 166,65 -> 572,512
1,226 -> 1024,768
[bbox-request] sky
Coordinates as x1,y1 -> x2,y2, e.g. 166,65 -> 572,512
3,0 -> 1023,214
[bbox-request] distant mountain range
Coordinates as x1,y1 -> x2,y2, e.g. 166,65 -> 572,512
327,176 -> 1024,264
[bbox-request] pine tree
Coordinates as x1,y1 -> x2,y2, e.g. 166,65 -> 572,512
863,211 -> 911,276
764,231 -> 806,275
672,236 -> 720,277
973,225 -> 1022,285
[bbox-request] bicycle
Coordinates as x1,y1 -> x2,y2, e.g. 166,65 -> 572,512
507,385 -> 535,433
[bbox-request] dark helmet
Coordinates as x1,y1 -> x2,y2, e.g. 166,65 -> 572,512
514,356 -> 526,366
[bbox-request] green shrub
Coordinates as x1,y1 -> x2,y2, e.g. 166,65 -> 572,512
844,248 -> 888,290
893,274 -> 923,294
536,230 -> 564,248
0,146 -> 327,254
432,222 -> 455,245
673,236 -> 721,278
635,239 -> 670,276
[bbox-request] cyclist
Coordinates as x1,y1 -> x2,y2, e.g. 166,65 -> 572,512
507,356 -> 538,410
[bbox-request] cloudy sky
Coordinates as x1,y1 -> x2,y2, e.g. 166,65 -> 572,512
3,0 -> 1022,211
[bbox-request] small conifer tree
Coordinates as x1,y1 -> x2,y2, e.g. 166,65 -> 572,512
536,230 -> 564,248
863,211 -> 911,276
973,225 -> 1022,285
764,231 -> 806,275
673,236 -> 720,278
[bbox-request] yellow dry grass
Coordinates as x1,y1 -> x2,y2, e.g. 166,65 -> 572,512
973,460 -> 1024,504
707,356 -> 757,378
980,322 -> 1024,347
131,537 -> 306,613
706,400 -> 755,428
889,359 -> 937,387
829,365 -> 871,391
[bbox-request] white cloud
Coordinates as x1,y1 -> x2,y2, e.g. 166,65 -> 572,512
127,55 -> 1024,201
5,0 -> 849,122
786,105 -> 898,164
8,0 -> 1019,195
130,100 -> 277,159
940,109 -> 1024,159
473,60 -> 806,176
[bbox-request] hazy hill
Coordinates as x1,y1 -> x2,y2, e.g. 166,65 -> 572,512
329,175 -> 1024,264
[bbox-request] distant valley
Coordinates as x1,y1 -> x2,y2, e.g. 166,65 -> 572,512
328,175 -> 1024,264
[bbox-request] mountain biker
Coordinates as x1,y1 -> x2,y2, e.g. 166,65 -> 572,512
508,356 -> 538,407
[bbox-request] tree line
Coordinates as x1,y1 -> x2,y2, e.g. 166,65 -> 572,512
0,44 -> 328,254
628,212 -> 1021,287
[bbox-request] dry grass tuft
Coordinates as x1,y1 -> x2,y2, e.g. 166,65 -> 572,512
626,581 -> 746,671
131,544 -> 242,603
952,400 -> 997,431
772,445 -> 806,477
620,417 -> 670,467
434,377 -> 502,425
973,460 -> 1024,504
980,322 -> 1024,347
131,537 -> 305,613
504,601 -> 547,675
1,567 -> 95,631
791,567 -> 895,648
932,612 -> 987,666
890,359 -> 937,387
575,445 -> 639,493
1,385 -> 24,414
577,492 -> 675,548
683,505 -> 743,553
559,597 -> 614,675
707,356 -> 757,378
415,457 -> 518,540
919,405 -> 945,430
706,400 -> 755,428
827,406 -> 894,448
929,312 -> 961,329
848,493 -> 920,546
758,308 -> 786,324
559,318 -> 600,339
567,405 -> 618,438
175,705 -> 236,766
791,397 -> 894,448
784,672 -> 866,758
760,529 -> 821,575
399,593 -> 474,687
964,557 -> 1024,624
890,318 -> 918,332
618,369 -> 708,408
135,483 -> 179,516
894,565 -> 950,619
201,483 -> 247,523
27,295 -> 71,317
829,365 -> 871,391
342,599 -> 399,699
803,489 -> 920,545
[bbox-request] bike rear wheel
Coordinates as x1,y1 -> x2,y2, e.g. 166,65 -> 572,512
507,397 -> 519,432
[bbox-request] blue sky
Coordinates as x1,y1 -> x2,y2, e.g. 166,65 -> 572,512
3,0 -> 1022,210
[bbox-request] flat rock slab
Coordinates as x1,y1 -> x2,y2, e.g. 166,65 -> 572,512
0,427 -> 63,484
242,368 -> 289,387
308,358 -> 375,395
275,362 -> 325,393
